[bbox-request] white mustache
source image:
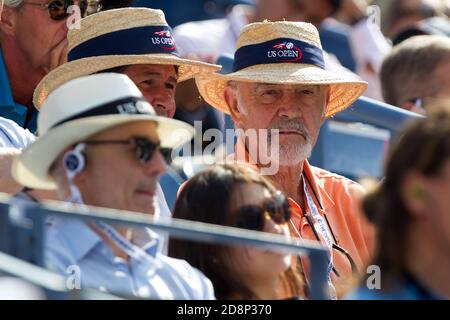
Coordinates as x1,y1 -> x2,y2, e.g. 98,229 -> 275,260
267,120 -> 311,143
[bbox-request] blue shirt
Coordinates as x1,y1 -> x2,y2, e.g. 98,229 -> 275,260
45,217 -> 215,299
0,48 -> 38,133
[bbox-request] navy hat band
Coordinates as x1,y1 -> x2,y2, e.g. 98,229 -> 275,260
68,26 -> 178,62
232,38 -> 325,72
51,97 -> 154,129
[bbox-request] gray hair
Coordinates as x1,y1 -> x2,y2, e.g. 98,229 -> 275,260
5,0 -> 24,8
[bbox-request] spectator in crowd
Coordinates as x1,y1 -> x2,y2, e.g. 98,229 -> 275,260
380,35 -> 450,113
0,0 -> 97,192
11,73 -> 215,299
348,106 -> 450,300
170,163 -> 306,299
296,0 -> 392,100
195,20 -> 375,298
0,0 -> 81,195
372,0 -> 449,39
0,0 -> 89,133
0,8 -> 220,205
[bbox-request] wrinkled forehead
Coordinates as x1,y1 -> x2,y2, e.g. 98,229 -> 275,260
228,80 -> 326,91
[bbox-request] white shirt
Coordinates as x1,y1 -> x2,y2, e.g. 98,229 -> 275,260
174,4 -> 249,62
0,117 -> 36,148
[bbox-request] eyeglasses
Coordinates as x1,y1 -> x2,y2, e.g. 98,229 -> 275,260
82,137 -> 173,165
25,0 -> 89,21
233,191 -> 291,231
408,97 -> 427,115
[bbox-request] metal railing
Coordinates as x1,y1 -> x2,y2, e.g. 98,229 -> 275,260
0,194 -> 330,300
335,96 -> 424,135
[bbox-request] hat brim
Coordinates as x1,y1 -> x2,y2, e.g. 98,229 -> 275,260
12,115 -> 194,190
33,54 -> 221,108
195,63 -> 368,118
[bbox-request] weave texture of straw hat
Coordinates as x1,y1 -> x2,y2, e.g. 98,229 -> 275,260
196,21 -> 368,118
34,7 -> 221,108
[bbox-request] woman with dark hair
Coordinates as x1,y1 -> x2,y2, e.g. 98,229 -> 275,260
169,163 -> 306,300
348,106 -> 450,300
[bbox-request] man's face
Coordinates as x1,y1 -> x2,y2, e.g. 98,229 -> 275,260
122,64 -> 178,118
76,121 -> 167,215
225,82 -> 328,166
6,0 -> 69,72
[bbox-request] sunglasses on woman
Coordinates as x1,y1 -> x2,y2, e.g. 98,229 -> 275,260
25,0 -> 90,21
233,191 -> 291,231
82,137 -> 173,165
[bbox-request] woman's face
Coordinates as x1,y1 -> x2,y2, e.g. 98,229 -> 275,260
227,183 -> 292,281
422,160 -> 450,250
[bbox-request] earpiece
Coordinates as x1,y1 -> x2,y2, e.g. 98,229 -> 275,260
63,143 -> 86,180
410,184 -> 425,199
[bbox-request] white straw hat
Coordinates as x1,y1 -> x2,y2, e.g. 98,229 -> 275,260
196,21 -> 368,118
33,7 -> 221,108
14,73 -> 194,190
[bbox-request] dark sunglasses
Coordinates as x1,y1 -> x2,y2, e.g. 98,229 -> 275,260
25,0 -> 89,21
233,191 -> 291,231
83,137 -> 173,165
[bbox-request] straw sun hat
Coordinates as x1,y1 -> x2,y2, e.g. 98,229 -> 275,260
14,73 -> 194,190
196,21 -> 368,118
33,7 -> 221,108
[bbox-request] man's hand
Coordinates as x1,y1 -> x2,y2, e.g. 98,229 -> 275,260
0,148 -> 22,194
0,148 -> 59,200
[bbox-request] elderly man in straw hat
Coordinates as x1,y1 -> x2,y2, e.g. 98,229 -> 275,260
1,8 -> 220,210
12,73 -> 215,299
195,21 -> 375,297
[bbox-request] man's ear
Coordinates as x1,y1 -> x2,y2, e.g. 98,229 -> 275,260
224,85 -> 244,127
0,7 -> 17,36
